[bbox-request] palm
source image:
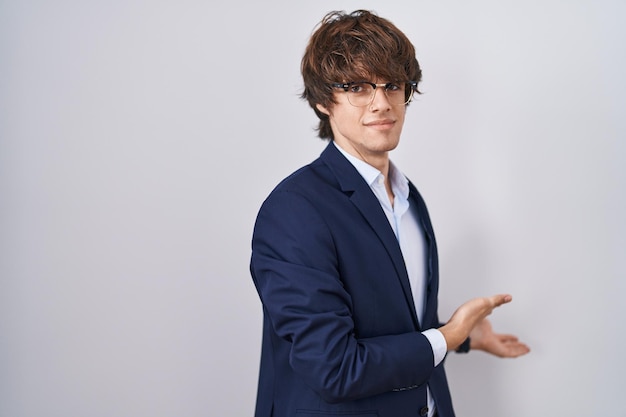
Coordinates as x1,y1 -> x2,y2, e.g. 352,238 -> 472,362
469,319 -> 530,358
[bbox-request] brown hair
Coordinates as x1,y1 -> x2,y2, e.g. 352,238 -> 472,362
301,10 -> 422,140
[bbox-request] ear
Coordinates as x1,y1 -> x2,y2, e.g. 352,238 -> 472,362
316,103 -> 330,116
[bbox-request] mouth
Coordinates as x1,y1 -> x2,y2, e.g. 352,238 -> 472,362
364,119 -> 395,130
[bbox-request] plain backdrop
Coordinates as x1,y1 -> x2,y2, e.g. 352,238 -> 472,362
1,1 -> 625,416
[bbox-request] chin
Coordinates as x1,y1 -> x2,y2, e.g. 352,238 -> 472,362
380,137 -> 401,151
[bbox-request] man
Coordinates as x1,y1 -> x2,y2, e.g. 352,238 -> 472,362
250,10 -> 529,417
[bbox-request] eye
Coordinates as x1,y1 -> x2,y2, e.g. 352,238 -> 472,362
349,83 -> 366,93
385,83 -> 402,92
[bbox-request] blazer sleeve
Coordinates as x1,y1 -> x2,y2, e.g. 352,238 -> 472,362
251,189 -> 436,404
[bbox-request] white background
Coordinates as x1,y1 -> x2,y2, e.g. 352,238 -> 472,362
1,1 -> 625,416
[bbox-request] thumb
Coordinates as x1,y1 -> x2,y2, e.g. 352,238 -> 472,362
489,294 -> 513,308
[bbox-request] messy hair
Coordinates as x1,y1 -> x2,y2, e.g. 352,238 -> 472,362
301,10 -> 422,140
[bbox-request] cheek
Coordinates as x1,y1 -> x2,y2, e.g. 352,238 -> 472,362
394,111 -> 406,131
336,111 -> 362,129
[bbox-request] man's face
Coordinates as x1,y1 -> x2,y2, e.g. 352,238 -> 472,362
317,79 -> 407,166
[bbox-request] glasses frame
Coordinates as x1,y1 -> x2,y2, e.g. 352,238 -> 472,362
330,81 -> 418,107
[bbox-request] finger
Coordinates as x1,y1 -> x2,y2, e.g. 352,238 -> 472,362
501,342 -> 531,358
488,294 -> 513,307
507,344 -> 531,357
497,334 -> 520,343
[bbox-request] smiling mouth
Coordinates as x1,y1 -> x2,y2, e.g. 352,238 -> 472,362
365,119 -> 395,129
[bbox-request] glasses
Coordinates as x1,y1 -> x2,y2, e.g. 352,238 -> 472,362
330,81 -> 418,107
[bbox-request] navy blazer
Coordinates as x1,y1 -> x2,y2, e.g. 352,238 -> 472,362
251,142 -> 457,417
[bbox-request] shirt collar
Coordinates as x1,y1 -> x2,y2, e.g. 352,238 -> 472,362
333,142 -> 381,186
333,141 -> 409,199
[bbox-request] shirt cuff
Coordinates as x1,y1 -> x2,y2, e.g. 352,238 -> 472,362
422,328 -> 447,367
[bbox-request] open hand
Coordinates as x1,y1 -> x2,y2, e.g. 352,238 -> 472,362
469,318 -> 530,358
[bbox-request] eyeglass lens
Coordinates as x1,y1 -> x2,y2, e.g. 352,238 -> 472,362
346,82 -> 412,106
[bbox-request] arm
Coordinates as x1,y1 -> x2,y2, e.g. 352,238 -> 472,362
251,190 -> 436,403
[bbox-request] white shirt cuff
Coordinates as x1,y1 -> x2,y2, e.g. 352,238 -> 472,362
422,328 -> 447,367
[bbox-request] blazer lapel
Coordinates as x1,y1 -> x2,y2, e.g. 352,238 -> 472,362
320,143 -> 421,329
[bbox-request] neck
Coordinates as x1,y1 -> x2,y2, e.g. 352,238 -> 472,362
333,141 -> 394,205
335,142 -> 390,177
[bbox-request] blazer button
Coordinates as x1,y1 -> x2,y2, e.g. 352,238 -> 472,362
419,406 -> 429,416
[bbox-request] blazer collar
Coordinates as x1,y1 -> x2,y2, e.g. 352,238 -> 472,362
320,142 -> 421,329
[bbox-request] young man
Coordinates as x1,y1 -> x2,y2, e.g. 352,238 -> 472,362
250,10 -> 529,417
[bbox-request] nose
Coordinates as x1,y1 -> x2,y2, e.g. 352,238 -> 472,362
369,86 -> 392,111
